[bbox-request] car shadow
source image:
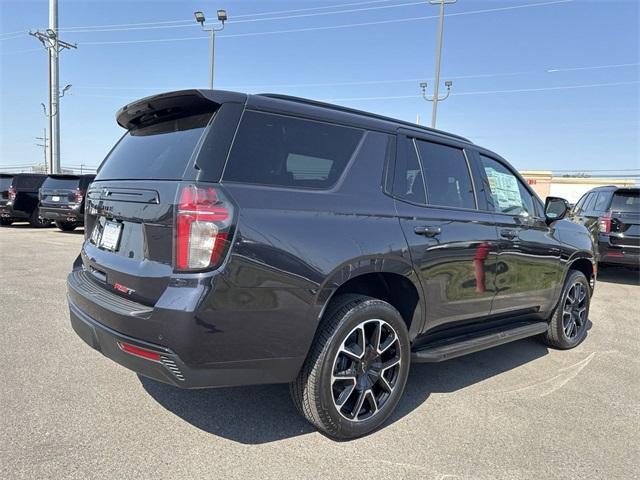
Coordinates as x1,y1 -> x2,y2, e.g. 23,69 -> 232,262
1,222 -> 53,229
597,264 -> 640,286
140,337 -> 548,444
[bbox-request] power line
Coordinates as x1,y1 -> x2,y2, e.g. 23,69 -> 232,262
56,1 -> 427,33
80,0 -> 574,45
321,80 -> 640,102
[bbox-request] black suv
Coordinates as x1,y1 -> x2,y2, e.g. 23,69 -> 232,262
570,186 -> 639,266
0,173 -> 50,227
67,90 -> 596,439
39,174 -> 96,231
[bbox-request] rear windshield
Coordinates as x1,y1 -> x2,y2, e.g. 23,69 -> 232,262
13,175 -> 47,190
0,176 -> 13,192
611,191 -> 640,212
42,176 -> 81,190
96,113 -> 212,181
223,111 -> 363,189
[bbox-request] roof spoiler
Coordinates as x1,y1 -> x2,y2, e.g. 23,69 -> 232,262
116,89 -> 246,130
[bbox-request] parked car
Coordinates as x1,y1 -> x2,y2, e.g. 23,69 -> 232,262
67,90 -> 596,439
39,174 -> 95,231
570,186 -> 639,267
0,173 -> 50,227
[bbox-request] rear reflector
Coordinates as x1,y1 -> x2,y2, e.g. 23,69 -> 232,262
118,342 -> 161,362
175,185 -> 234,271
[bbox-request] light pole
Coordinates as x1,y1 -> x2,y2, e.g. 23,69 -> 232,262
420,0 -> 456,128
194,9 -> 227,88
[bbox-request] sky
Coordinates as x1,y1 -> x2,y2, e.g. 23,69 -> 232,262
0,0 -> 638,174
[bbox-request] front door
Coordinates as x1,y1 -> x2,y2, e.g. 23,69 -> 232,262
392,134 -> 500,332
475,153 -> 563,315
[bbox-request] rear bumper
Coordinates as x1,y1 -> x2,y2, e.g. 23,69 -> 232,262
67,268 -> 304,389
39,205 -> 83,223
0,205 -> 28,220
598,236 -> 640,266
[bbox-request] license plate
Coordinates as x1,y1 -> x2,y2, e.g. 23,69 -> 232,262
52,196 -> 60,202
99,221 -> 122,251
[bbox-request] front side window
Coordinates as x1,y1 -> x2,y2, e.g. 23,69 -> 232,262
223,111 -> 363,189
415,140 -> 476,209
480,155 -> 534,217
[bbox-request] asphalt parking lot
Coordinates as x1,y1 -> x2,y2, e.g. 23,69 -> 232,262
1,225 -> 639,480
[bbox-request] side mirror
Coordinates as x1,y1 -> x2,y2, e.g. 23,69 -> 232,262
544,196 -> 569,223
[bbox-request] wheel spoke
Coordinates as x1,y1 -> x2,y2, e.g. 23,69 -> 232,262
378,330 -> 397,355
380,356 -> 400,373
378,373 -> 393,393
340,326 -> 365,361
332,369 -> 357,380
372,321 -> 383,353
335,383 -> 357,407
349,389 -> 367,420
364,389 -> 378,416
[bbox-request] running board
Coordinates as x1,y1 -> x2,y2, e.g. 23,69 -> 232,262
411,322 -> 549,363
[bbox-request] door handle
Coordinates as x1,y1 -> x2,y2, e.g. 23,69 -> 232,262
499,228 -> 518,240
414,225 -> 442,237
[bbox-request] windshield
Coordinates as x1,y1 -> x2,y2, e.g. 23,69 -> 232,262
611,190 -> 640,212
96,113 -> 212,181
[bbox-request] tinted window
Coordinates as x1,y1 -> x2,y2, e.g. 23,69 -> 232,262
415,140 -> 475,209
393,139 -> 426,204
42,176 -> 81,190
573,193 -> 588,213
224,111 -> 363,189
582,193 -> 597,212
611,190 -> 640,212
96,113 -> 212,181
480,155 -> 534,216
14,175 -> 47,190
0,176 -> 13,192
593,192 -> 610,212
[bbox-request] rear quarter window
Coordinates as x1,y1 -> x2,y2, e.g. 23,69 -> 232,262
223,111 -> 363,189
96,113 -> 212,181
0,176 -> 14,192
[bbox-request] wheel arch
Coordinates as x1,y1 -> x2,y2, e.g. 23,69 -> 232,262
313,256 -> 425,341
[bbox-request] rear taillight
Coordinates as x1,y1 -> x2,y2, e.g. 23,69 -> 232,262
8,186 -> 16,203
598,213 -> 612,233
74,189 -> 84,203
175,185 -> 234,271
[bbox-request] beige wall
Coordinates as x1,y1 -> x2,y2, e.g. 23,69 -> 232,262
520,170 -> 636,204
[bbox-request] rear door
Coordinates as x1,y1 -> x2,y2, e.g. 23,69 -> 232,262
475,153 -> 563,315
393,133 -> 499,332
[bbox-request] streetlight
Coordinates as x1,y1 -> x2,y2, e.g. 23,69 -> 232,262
420,0 -> 457,128
194,8 -> 227,88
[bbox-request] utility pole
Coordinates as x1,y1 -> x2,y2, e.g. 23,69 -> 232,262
29,0 -> 76,174
35,129 -> 48,173
194,9 -> 228,88
420,0 -> 456,128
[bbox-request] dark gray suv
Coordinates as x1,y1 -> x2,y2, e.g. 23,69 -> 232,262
67,90 -> 596,439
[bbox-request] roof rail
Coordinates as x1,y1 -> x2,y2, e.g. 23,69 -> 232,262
257,93 -> 471,143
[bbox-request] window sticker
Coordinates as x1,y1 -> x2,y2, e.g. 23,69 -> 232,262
485,167 -> 523,211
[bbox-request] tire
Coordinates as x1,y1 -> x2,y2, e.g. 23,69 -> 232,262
290,294 -> 411,439
29,210 -> 51,228
0,219 -> 12,226
542,270 -> 591,349
55,221 -> 77,232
